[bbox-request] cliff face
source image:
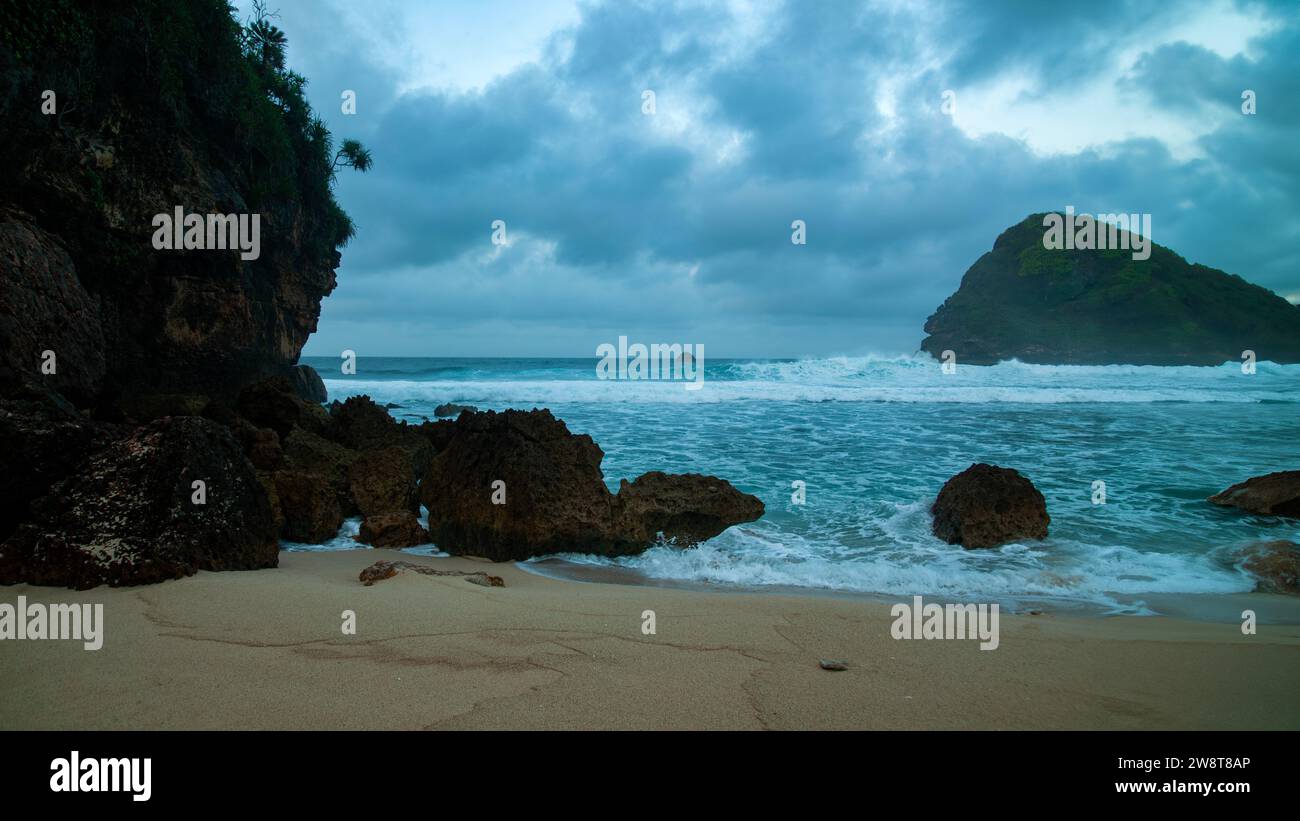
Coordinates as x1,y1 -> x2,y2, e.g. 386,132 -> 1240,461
920,214 -> 1300,366
0,0 -> 348,406
0,2 -> 359,584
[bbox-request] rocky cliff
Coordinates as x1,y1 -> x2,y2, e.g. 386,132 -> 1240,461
920,214 -> 1300,366
0,2 -> 765,588
0,1 -> 357,584
0,0 -> 350,406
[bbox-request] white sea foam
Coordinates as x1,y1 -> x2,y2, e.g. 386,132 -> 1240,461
546,515 -> 1255,612
323,357 -> 1299,407
280,511 -> 449,556
281,517 -> 362,552
298,356 -> 1299,609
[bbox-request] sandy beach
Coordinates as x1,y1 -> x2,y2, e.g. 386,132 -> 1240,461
2,550 -> 1297,730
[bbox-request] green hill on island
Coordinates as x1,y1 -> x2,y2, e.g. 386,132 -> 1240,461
920,214 -> 1300,365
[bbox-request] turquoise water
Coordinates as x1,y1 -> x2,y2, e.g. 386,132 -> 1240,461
301,355 -> 1300,613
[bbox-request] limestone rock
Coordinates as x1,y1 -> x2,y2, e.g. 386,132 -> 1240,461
0,416 -> 278,588
357,512 -> 428,548
419,409 -> 764,561
931,463 -> 1050,549
1237,541 -> 1299,594
348,447 -> 418,517
1209,471 -> 1300,518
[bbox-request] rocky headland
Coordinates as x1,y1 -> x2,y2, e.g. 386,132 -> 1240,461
920,214 -> 1300,366
0,1 -> 762,589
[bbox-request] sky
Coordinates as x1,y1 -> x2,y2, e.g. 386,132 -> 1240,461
234,0 -> 1300,358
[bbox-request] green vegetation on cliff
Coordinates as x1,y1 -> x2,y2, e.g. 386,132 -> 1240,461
920,214 -> 1300,365
0,0 -> 366,254
0,0 -> 372,401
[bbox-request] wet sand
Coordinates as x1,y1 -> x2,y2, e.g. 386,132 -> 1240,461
2,549 -> 1298,730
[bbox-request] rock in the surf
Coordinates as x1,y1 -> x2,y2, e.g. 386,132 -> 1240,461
420,409 -> 616,560
356,511 -> 428,548
1236,540 -> 1299,594
1209,471 -> 1300,517
611,471 -> 767,551
931,463 -> 1050,549
419,409 -> 764,561
434,402 -> 477,417
274,470 -> 343,543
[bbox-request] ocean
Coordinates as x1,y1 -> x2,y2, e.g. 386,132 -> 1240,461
298,355 -> 1300,615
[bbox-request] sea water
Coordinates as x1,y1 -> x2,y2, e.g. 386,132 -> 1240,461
300,355 -> 1300,614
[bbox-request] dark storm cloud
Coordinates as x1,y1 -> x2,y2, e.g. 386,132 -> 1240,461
258,0 -> 1299,356
937,0 -> 1179,91
705,1 -> 897,180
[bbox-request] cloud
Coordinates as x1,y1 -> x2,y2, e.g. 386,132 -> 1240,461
239,0 -> 1300,357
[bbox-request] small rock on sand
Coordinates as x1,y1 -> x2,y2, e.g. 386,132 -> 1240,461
359,559 -> 504,588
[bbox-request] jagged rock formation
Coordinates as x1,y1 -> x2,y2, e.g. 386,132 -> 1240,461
0,416 -> 279,588
241,388 -> 428,546
0,2 -> 357,586
0,3 -> 765,582
357,513 -> 428,549
281,427 -> 359,515
237,377 -> 332,439
274,471 -> 343,544
1209,471 -> 1300,517
931,463 -> 1050,549
328,395 -> 431,480
349,446 -> 426,548
349,447 -> 419,517
920,214 -> 1300,365
0,1 -> 348,404
434,403 -> 477,417
419,409 -> 765,561
290,365 -> 328,404
611,471 -> 767,552
0,395 -> 124,544
1235,541 -> 1299,595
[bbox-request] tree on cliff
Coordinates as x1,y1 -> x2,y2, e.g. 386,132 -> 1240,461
332,139 -> 374,174
241,3 -> 374,188
245,2 -> 289,71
